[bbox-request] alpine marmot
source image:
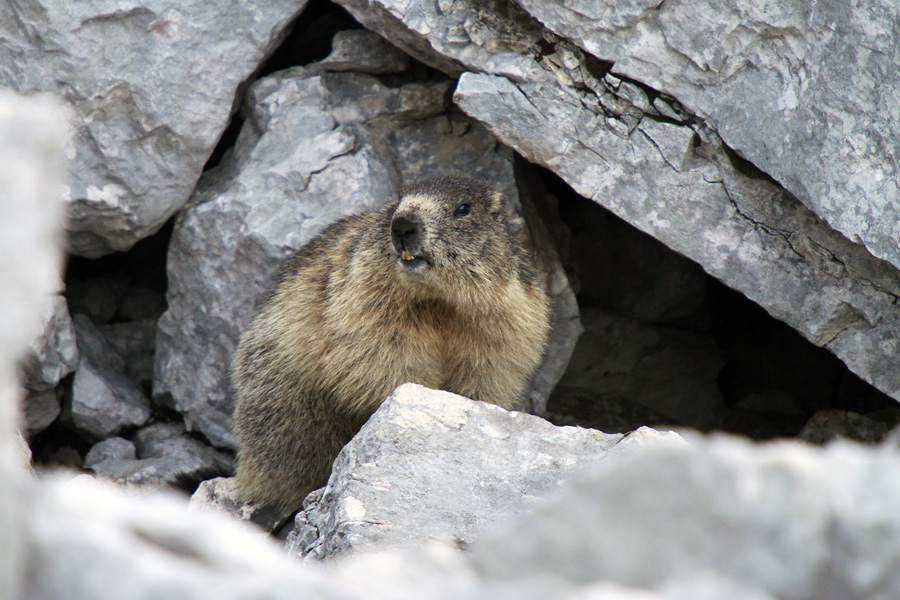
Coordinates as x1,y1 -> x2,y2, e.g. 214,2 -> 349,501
231,175 -> 551,509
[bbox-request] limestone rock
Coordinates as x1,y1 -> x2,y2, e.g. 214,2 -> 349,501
85,423 -> 233,490
69,361 -> 151,440
153,62 -> 568,446
22,388 -> 61,437
20,294 -> 79,392
190,476 -> 294,534
516,0 -> 900,274
288,383 -> 628,559
0,0 -> 308,257
69,315 -> 150,439
97,320 -> 157,385
319,29 -> 410,74
85,436 -> 137,465
455,71 -> 900,405
798,410 -> 893,445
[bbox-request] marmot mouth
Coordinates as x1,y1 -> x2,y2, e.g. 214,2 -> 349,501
398,249 -> 429,270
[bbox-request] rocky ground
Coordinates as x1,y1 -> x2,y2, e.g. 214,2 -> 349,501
3,0 -> 900,598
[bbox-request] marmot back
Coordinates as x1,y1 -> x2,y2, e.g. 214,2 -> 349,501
231,175 -> 551,509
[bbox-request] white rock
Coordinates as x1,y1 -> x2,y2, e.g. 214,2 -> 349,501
472,434 -> 900,600
289,383 -> 629,559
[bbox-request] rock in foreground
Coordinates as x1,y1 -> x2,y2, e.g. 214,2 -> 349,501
289,383 -> 641,559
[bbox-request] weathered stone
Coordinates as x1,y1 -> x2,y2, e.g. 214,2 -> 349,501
288,383 -> 630,559
72,314 -> 127,373
85,423 -> 233,490
0,0 -> 309,257
154,63 -> 572,446
20,294 -> 79,391
85,436 -> 136,463
69,313 -> 150,439
190,476 -> 294,534
69,360 -> 151,440
22,388 -> 61,437
515,0 -> 900,274
456,73 -> 900,405
333,0 -> 546,80
319,29 -> 410,74
471,434 -> 900,600
798,410 -> 893,445
133,422 -> 233,470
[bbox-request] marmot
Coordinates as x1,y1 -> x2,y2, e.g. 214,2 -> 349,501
231,175 -> 551,509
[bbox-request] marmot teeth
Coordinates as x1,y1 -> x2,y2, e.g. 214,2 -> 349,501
400,250 -> 414,261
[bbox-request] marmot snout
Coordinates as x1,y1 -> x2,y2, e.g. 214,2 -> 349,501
231,175 -> 551,510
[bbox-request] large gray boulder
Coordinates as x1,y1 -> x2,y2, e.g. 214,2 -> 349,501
0,0 -> 307,257
331,0 -> 900,405
515,0 -> 900,274
288,383 -> 655,559
154,48 -> 574,446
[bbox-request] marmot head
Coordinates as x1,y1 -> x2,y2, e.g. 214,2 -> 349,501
389,175 -> 519,303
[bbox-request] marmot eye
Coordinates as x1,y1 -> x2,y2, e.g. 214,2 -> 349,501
454,203 -> 471,217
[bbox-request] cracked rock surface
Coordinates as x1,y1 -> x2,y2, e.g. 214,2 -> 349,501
0,0 -> 306,257
287,383 -> 632,559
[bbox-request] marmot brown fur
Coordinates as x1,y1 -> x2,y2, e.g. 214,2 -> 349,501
231,175 -> 551,509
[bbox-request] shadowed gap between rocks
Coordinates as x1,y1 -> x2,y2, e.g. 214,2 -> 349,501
538,166 -> 898,441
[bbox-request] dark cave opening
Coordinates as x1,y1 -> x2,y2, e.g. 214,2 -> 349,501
539,167 -> 898,441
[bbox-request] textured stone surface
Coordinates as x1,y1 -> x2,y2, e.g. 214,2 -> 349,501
798,410 -> 893,445
70,361 -> 151,440
154,57 -> 574,445
288,383 -> 629,559
318,29 -> 410,74
85,423 -> 233,490
515,0 -> 900,273
455,72 -> 900,404
0,0 -> 308,257
191,476 -> 294,534
20,294 -> 79,391
472,434 -> 900,600
70,315 -> 151,439
22,388 -> 61,437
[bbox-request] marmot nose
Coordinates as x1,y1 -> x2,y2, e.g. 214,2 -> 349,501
391,215 -> 420,251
